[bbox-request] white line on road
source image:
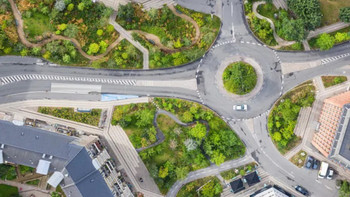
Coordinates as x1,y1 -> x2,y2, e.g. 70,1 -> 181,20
316,179 -> 321,184
325,185 -> 333,190
231,2 -> 233,17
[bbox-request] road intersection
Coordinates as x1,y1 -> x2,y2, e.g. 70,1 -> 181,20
1,0 -> 350,196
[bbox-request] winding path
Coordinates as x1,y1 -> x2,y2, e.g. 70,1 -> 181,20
129,5 -> 201,53
252,1 -> 295,48
8,0 -> 125,61
136,109 -> 209,152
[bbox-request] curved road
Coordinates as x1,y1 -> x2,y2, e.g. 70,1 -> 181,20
1,0 -> 349,196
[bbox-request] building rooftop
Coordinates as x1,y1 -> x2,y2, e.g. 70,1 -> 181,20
244,171 -> 260,187
0,120 -> 115,197
339,117 -> 350,161
324,91 -> 350,108
229,178 -> 245,193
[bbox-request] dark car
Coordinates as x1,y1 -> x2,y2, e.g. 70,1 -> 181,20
295,185 -> 310,196
313,159 -> 320,170
305,156 -> 314,169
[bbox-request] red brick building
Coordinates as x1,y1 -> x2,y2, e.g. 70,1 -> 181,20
312,91 -> 350,157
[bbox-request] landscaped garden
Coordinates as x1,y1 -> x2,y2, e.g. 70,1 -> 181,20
0,184 -> 19,197
222,61 -> 257,95
38,107 -> 101,126
268,81 -> 315,154
117,3 -> 220,68
308,28 -> 350,51
26,179 -> 40,186
289,150 -> 307,168
19,165 -> 34,176
220,162 -> 256,181
0,0 -> 20,56
321,76 -> 347,88
112,98 -> 245,194
245,0 -> 277,46
0,164 -> 17,180
319,0 -> 350,26
177,176 -> 222,197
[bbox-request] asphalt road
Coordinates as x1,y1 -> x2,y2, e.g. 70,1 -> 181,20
0,0 -> 349,196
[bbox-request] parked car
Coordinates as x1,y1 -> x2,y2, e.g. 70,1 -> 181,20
295,185 -> 310,196
327,168 -> 334,180
305,156 -> 314,169
313,159 -> 320,170
233,104 -> 248,111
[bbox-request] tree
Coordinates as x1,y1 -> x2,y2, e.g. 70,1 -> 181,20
184,138 -> 198,151
107,24 -> 114,33
31,47 -> 41,55
340,7 -> 350,23
99,41 -> 108,53
316,33 -> 334,51
340,181 -> 350,197
182,111 -> 194,122
87,43 -> 100,54
135,109 -> 153,128
77,2 -> 85,11
279,18 -> 306,42
57,23 -> 67,31
201,179 -> 222,197
175,166 -> 189,180
54,0 -> 66,12
334,32 -> 348,43
51,192 -> 60,197
67,3 -> 74,11
287,0 -> 322,30
63,24 -> 78,38
158,166 -> 168,178
117,2 -> 134,21
189,123 -> 206,139
96,29 -> 103,36
62,54 -> 71,63
211,150 -> 225,165
272,131 -> 282,142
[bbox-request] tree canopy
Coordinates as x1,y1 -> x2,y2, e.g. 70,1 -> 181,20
287,0 -> 322,30
316,33 -> 335,51
340,7 -> 350,23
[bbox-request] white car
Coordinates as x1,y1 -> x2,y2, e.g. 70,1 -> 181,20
327,168 -> 334,180
233,104 -> 248,111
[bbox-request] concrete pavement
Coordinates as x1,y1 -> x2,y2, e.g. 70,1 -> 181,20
307,22 -> 350,39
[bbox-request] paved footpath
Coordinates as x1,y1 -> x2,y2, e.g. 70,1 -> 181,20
307,22 -> 350,39
109,13 -> 150,69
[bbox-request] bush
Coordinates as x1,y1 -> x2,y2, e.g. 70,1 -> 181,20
316,33 -> 335,51
222,61 -> 257,95
340,7 -> 350,23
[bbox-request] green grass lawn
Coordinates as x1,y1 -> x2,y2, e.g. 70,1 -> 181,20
19,165 -> 34,176
23,12 -> 54,39
0,164 -> 17,181
220,162 -> 256,181
0,184 -> 19,197
321,76 -> 347,88
289,150 -> 307,168
177,176 -> 222,197
26,179 -> 40,186
38,107 -> 102,126
320,0 -> 350,26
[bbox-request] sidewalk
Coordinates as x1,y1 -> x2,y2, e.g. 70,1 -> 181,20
109,13 -> 149,69
307,22 -> 350,39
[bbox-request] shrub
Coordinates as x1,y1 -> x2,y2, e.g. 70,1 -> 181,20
340,7 -> 350,23
54,0 -> 66,12
96,29 -> 103,36
316,33 -> 335,51
67,3 -> 74,11
87,43 -> 100,54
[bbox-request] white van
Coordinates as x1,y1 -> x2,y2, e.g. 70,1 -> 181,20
318,162 -> 329,179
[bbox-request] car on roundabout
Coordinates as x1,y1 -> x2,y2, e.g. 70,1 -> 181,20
233,104 -> 248,111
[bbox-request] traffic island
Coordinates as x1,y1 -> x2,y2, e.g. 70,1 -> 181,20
216,56 -> 263,101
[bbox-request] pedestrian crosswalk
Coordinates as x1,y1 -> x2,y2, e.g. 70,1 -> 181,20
321,53 -> 350,65
0,74 -> 136,86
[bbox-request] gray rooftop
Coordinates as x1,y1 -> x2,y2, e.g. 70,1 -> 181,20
0,120 -> 114,197
340,116 -> 350,161
0,120 -> 81,160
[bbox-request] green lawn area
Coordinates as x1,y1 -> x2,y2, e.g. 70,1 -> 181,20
289,150 -> 307,168
26,179 -> 40,186
320,0 -> 350,26
19,165 -> 34,176
279,42 -> 304,51
23,12 -> 54,39
0,164 -> 17,181
220,162 -> 256,181
112,98 -> 245,194
38,107 -> 102,126
257,3 -> 278,21
268,81 -> 315,155
0,184 -> 19,197
177,176 -> 222,197
321,76 -> 347,88
222,62 -> 257,95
